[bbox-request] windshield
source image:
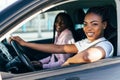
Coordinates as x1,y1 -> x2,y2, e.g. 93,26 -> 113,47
0,0 -> 18,12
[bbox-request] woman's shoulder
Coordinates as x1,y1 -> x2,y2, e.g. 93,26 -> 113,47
62,29 -> 72,34
96,38 -> 113,47
60,29 -> 73,37
96,39 -> 114,58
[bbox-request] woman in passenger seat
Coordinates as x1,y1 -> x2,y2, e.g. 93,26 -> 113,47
11,6 -> 114,67
22,12 -> 75,69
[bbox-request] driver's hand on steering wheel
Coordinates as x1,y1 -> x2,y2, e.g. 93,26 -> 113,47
10,36 -> 26,46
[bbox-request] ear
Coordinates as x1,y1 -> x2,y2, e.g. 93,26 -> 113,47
103,21 -> 107,29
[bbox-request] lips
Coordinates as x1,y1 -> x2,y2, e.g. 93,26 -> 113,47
56,28 -> 61,31
86,32 -> 94,37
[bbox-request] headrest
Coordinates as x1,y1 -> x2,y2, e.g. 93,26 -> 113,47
74,9 -> 85,24
107,5 -> 117,29
104,5 -> 117,39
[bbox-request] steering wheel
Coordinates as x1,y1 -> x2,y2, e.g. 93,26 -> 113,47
11,40 -> 35,71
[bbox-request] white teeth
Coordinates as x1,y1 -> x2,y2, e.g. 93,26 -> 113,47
87,32 -> 94,36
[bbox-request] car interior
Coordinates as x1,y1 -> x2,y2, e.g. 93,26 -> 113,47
0,0 -> 117,74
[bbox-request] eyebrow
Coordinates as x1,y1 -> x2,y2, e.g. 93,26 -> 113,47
84,20 -> 100,23
92,20 -> 100,22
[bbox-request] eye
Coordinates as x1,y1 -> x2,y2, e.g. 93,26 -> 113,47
92,23 -> 98,26
83,23 -> 87,27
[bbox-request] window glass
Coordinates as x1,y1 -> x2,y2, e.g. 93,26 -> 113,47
11,10 -> 65,41
0,0 -> 18,12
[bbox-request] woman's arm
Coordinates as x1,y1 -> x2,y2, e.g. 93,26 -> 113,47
11,36 -> 78,54
62,46 -> 105,66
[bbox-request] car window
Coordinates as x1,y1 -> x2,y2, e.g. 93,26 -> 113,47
11,10 -> 65,41
0,0 -> 18,12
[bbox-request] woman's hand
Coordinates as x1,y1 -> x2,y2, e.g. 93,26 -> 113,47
62,61 -> 70,67
10,36 -> 26,46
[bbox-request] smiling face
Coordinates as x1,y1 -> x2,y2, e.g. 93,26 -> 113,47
55,15 -> 67,33
83,13 -> 107,42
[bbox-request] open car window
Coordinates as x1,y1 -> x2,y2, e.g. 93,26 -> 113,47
11,11 -> 65,41
0,0 -> 18,12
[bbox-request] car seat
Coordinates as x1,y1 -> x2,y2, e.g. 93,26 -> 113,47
104,5 -> 117,56
74,8 -> 86,41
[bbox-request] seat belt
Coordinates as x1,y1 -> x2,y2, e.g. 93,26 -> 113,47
79,37 -> 107,53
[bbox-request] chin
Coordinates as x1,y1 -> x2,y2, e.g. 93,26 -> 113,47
87,37 -> 95,42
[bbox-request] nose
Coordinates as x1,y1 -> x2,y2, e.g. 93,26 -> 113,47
85,24 -> 93,31
57,25 -> 60,29
56,23 -> 61,27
